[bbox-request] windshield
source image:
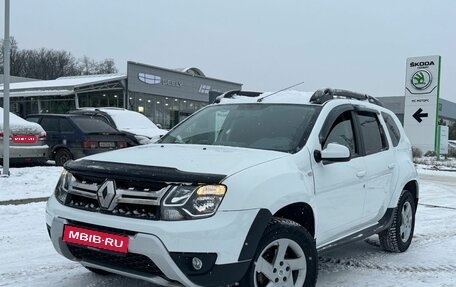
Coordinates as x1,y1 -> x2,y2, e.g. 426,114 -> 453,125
108,110 -> 159,130
159,104 -> 320,153
72,117 -> 120,134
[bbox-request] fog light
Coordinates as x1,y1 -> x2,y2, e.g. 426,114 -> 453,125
192,257 -> 203,270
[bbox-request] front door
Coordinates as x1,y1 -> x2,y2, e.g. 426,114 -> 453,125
311,110 -> 367,246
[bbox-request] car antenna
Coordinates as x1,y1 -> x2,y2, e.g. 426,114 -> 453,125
257,81 -> 305,102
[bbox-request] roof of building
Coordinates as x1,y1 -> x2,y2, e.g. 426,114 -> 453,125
174,67 -> 206,77
128,61 -> 242,85
0,74 -> 127,92
0,75 -> 38,84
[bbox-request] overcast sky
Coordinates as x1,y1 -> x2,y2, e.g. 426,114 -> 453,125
1,0 -> 455,101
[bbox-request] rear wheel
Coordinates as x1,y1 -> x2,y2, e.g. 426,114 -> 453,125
241,218 -> 317,287
379,191 -> 416,252
54,149 -> 72,166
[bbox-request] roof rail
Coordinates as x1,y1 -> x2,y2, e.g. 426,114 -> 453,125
309,88 -> 383,107
214,90 -> 262,103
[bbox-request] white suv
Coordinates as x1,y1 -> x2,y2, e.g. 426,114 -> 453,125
46,89 -> 418,287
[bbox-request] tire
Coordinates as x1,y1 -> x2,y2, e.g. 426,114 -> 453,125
54,149 -> 72,166
84,266 -> 112,275
379,190 -> 416,252
241,217 -> 318,287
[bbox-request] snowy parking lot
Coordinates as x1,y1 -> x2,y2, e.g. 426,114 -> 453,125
0,166 -> 455,287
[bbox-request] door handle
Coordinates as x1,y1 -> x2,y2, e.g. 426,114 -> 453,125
356,171 -> 367,178
388,163 -> 396,170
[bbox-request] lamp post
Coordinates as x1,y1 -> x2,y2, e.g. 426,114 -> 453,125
2,0 -> 11,177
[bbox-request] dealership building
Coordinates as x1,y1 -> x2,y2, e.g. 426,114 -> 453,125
0,62 -> 242,129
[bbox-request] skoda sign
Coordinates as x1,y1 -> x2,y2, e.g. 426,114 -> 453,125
403,55 -> 441,154
411,69 -> 432,90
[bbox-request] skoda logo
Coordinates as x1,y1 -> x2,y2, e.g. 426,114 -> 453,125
97,180 -> 116,210
411,69 -> 432,90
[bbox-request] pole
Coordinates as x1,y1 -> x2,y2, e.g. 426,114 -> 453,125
2,0 -> 11,177
434,56 -> 442,161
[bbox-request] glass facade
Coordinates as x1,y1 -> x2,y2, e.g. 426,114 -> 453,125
0,90 -> 205,128
1,95 -> 76,118
128,92 -> 207,129
78,90 -> 124,108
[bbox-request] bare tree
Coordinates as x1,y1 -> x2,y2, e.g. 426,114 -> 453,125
78,56 -> 118,75
1,38 -> 118,79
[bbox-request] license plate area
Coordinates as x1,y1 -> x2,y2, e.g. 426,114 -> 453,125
12,135 -> 37,143
62,225 -> 129,253
99,141 -> 116,148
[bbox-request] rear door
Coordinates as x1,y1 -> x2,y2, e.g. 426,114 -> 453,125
38,117 -> 61,150
59,118 -> 78,149
355,110 -> 396,223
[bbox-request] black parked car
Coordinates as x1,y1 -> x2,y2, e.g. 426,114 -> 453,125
26,114 -> 135,166
68,108 -> 167,145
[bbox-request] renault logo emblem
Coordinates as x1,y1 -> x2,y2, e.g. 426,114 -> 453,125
97,180 -> 116,210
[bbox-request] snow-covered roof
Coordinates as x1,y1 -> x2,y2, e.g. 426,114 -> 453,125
0,74 -> 126,92
3,89 -> 75,98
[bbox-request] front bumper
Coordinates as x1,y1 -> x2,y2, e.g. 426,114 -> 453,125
46,195 -> 259,286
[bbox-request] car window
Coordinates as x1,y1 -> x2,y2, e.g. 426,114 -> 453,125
40,117 -> 59,132
356,111 -> 388,155
382,112 -> 401,147
26,117 -> 40,123
323,111 -> 358,156
71,117 -> 119,133
60,119 -> 75,134
94,115 -> 112,126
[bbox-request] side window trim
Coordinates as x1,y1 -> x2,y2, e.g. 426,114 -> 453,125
319,104 -> 354,145
320,109 -> 360,159
351,110 -> 365,157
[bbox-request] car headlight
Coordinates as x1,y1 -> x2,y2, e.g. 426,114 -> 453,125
55,170 -> 75,204
161,184 -> 227,220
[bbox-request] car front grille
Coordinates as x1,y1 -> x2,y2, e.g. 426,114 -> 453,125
64,175 -> 172,220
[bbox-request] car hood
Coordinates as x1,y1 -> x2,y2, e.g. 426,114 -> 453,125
81,144 -> 290,177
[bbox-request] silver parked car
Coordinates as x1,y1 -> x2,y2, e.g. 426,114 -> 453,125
0,107 -> 48,164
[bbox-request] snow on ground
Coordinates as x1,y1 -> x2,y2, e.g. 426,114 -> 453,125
0,166 -> 62,201
0,166 -> 455,286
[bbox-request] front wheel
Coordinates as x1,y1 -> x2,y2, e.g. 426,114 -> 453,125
241,218 -> 317,287
379,190 -> 416,252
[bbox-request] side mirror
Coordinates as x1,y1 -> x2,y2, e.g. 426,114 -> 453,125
314,143 -> 351,163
